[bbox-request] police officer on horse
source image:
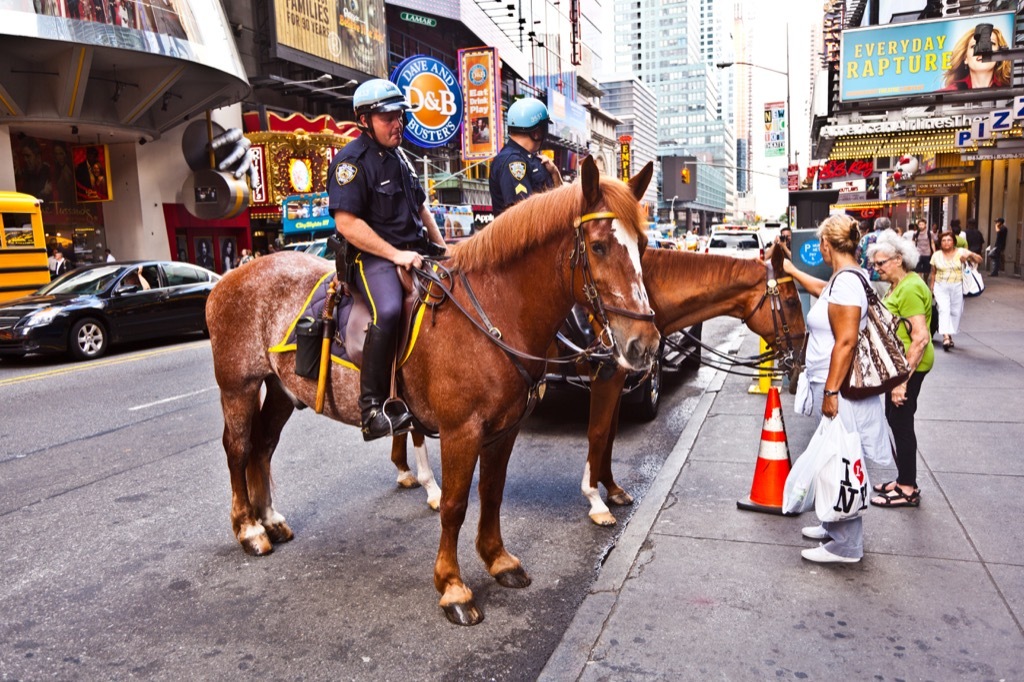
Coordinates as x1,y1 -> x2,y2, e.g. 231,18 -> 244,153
328,79 -> 447,441
488,97 -> 563,217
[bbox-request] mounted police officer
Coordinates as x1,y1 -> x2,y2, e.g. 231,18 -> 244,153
327,78 -> 446,441
488,97 -> 563,217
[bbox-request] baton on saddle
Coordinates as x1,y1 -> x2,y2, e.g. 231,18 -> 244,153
314,278 -> 339,413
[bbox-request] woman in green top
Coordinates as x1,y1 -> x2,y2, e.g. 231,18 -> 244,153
866,231 -> 934,508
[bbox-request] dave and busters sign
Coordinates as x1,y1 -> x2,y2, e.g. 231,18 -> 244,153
392,55 -> 464,148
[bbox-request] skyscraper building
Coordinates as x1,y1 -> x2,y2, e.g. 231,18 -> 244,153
612,0 -> 735,230
600,77 -> 659,209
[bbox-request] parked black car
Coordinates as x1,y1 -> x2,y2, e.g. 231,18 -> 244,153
0,261 -> 220,361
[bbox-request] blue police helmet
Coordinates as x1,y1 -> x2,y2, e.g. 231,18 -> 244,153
352,79 -> 409,120
507,97 -> 551,132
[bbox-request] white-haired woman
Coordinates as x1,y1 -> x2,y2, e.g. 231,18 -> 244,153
867,231 -> 934,508
930,231 -> 982,351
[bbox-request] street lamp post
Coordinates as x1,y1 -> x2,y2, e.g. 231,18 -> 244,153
670,194 -> 678,227
716,27 -> 792,172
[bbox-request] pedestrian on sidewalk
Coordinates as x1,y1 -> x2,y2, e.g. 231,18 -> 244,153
929,231 -> 982,351
857,216 -> 893,297
906,218 -> 935,276
989,217 -> 1007,276
783,214 -> 892,564
867,231 -> 933,508
950,219 -> 968,249
964,219 -> 984,256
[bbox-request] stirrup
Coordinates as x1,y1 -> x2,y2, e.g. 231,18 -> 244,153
361,401 -> 414,441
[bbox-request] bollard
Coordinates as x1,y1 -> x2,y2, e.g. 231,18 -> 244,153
747,337 -> 774,395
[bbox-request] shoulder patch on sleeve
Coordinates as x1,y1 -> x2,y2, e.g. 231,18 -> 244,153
509,160 -> 527,181
335,162 -> 358,186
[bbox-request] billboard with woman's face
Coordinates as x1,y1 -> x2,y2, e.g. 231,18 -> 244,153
0,0 -> 245,80
840,12 -> 1016,102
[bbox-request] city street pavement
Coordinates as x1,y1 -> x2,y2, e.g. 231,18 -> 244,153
543,274 -> 1024,681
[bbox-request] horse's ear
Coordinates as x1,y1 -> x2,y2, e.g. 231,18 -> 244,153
581,155 -> 601,207
770,235 -> 786,274
628,162 -> 654,201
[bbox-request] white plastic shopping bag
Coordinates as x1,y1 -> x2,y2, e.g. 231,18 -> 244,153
962,263 -> 985,297
814,418 -> 870,522
782,416 -> 834,514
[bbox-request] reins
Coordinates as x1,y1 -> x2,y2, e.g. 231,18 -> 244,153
681,267 -> 805,378
411,210 -> 640,368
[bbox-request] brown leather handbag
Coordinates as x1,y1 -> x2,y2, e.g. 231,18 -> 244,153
830,269 -> 912,399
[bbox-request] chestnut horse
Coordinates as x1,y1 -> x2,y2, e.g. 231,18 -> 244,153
205,157 -> 661,626
389,244 -> 806,525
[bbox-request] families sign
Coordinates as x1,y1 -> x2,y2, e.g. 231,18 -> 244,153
840,12 -> 1016,102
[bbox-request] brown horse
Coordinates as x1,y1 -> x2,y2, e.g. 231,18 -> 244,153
390,244 -> 806,525
205,157 -> 661,626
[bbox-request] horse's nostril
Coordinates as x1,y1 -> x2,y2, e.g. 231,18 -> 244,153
626,338 -> 642,363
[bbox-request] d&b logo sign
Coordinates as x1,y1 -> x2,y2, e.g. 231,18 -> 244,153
391,56 -> 463,148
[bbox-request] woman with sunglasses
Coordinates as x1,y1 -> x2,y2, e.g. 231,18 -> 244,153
866,231 -> 934,508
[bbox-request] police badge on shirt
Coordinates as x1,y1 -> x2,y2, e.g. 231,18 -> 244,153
335,162 -> 358,186
509,161 -> 527,181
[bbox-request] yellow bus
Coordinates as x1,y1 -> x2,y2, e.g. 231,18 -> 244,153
0,191 -> 50,302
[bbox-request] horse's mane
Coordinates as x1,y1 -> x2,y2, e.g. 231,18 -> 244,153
448,177 -> 646,272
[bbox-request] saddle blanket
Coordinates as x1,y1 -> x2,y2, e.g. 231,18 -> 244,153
268,272 -> 360,370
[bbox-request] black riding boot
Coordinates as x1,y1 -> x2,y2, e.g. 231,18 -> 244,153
358,324 -> 414,441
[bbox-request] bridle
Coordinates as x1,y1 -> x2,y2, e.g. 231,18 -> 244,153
570,211 -> 656,349
737,265 -> 802,372
681,263 -> 805,377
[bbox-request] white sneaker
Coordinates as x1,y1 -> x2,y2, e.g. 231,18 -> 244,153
802,525 -> 830,541
801,544 -> 861,564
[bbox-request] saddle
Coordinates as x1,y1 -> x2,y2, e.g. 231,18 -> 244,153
269,266 -> 427,373
344,268 -> 420,369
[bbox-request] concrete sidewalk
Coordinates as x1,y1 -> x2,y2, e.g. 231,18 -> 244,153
543,275 -> 1024,681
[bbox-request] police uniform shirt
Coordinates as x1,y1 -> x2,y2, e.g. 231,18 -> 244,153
328,133 -> 425,248
489,139 -> 554,217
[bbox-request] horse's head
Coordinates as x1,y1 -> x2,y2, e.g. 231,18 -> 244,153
573,156 -> 661,372
762,242 -> 807,373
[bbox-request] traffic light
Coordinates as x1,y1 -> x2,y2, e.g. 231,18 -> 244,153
681,167 -> 691,184
428,178 -> 437,202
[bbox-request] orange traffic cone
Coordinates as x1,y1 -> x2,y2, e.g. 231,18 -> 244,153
737,386 -> 792,515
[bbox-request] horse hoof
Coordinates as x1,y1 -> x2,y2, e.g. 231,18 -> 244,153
590,511 -> 617,527
241,536 -> 273,556
494,567 -> 531,589
607,491 -> 634,506
427,497 -> 440,512
264,522 -> 294,544
396,471 -> 420,489
442,601 -> 484,626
